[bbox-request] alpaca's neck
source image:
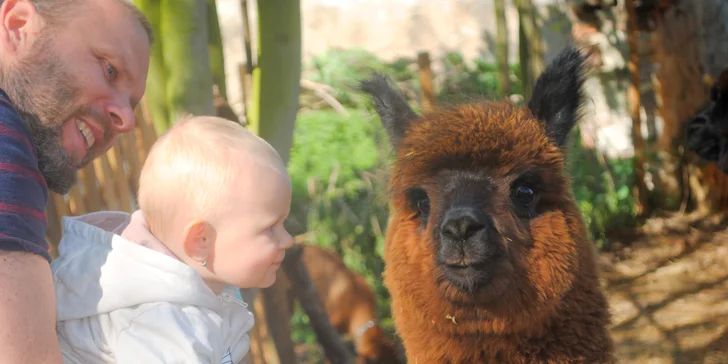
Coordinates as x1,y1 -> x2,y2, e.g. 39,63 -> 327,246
397,277 -> 615,363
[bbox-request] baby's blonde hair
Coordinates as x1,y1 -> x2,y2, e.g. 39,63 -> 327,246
138,115 -> 286,243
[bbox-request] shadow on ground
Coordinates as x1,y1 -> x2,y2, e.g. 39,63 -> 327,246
601,214 -> 728,364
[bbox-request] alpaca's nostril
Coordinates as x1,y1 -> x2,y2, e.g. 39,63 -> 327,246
440,207 -> 486,241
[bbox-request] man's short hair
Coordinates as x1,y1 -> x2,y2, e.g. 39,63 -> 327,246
0,0 -> 154,45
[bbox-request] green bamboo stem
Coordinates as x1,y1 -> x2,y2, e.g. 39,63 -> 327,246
160,0 -> 215,128
207,0 -> 228,100
133,0 -> 168,135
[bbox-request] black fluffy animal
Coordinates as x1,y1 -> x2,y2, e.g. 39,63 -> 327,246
685,69 -> 728,173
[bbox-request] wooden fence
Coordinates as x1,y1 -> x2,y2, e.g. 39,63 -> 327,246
44,104 -> 158,257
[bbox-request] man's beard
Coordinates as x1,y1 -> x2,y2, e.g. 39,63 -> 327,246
0,32 -> 84,195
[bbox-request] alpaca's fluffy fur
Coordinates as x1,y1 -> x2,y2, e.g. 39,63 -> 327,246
686,66 -> 728,173
360,46 -> 615,363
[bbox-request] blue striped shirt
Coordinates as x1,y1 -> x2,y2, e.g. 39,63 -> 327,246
0,88 -> 50,263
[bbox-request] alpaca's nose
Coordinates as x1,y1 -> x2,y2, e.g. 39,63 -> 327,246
441,207 -> 486,241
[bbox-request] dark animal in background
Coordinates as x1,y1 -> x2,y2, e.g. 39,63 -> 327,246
359,45 -> 616,363
283,245 -> 402,364
685,67 -> 728,174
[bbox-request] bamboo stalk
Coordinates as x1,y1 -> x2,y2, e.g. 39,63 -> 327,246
417,51 -> 436,112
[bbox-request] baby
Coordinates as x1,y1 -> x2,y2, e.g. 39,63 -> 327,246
51,115 -> 294,363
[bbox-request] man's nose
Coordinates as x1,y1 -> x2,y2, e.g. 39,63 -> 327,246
105,100 -> 136,134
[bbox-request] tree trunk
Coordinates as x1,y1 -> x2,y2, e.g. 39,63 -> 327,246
696,0 -> 728,80
249,0 -> 301,163
494,0 -> 510,97
625,0 -> 649,216
207,0 -> 228,99
261,276 -> 297,364
691,0 -> 728,214
132,0 -> 168,135
417,51 -> 436,112
652,1 -> 707,212
161,0 -> 215,128
240,0 -> 255,76
247,2 -> 303,362
241,289 -> 274,364
517,10 -> 530,98
238,0 -> 254,117
282,245 -> 354,364
515,0 -> 544,101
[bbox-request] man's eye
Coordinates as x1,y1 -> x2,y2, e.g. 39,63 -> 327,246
105,63 -> 118,81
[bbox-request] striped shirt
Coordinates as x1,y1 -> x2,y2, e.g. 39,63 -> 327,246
0,88 -> 50,263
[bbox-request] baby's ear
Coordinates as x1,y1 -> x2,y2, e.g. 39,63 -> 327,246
182,220 -> 214,265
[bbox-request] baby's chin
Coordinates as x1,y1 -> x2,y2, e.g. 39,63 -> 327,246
224,270 -> 280,290
258,270 -> 281,288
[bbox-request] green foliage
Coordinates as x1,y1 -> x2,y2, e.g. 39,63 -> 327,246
304,47 -> 415,110
566,128 -> 638,248
438,51 -> 524,104
286,108 -> 394,345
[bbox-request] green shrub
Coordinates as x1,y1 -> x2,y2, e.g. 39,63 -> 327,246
286,108 -> 394,346
566,128 -> 638,248
437,51 -> 524,104
305,47 -> 415,110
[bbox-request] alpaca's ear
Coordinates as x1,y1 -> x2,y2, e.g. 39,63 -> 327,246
359,73 -> 418,148
527,46 -> 587,147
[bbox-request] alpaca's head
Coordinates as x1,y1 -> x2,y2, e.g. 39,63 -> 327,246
361,47 -> 593,312
686,68 -> 728,173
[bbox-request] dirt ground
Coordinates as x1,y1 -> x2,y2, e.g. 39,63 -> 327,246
600,214 -> 728,364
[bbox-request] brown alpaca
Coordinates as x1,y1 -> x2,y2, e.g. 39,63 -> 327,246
359,46 -> 615,363
284,245 -> 402,364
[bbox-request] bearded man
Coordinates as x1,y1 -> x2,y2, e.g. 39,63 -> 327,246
0,0 -> 152,362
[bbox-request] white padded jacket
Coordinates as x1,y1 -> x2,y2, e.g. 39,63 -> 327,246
51,211 -> 254,364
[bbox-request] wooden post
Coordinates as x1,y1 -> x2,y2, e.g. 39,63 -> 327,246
239,62 -> 250,119
80,162 -> 102,213
626,0 -> 650,217
417,51 -> 436,112
494,0 -> 511,97
260,273 -> 298,364
240,0 -> 255,75
239,0 -> 254,122
282,244 -> 354,364
251,294 -> 275,364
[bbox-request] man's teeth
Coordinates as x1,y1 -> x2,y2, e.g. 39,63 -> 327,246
76,119 -> 95,150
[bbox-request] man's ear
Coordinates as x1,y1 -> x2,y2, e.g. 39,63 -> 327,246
182,220 -> 215,265
0,0 -> 44,54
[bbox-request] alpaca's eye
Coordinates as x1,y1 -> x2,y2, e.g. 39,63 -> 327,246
417,198 -> 430,215
406,187 -> 430,219
514,185 -> 534,206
